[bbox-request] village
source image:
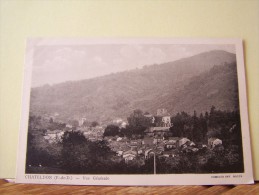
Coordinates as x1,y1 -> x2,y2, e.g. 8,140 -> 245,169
42,108 -> 223,166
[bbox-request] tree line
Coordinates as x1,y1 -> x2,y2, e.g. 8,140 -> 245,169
26,105 -> 244,174
103,106 -> 242,146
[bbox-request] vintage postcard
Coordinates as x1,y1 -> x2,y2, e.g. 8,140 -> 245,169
16,38 -> 253,185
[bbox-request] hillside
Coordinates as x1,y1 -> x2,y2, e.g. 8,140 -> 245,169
156,62 -> 239,114
30,50 -> 238,123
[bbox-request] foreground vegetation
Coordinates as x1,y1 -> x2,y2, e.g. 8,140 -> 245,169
26,106 -> 244,174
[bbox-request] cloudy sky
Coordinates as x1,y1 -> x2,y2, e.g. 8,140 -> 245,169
31,43 -> 235,87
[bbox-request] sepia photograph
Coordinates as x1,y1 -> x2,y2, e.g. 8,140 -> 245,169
16,38 -> 253,185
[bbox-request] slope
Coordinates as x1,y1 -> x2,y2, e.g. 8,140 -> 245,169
29,50 -> 237,123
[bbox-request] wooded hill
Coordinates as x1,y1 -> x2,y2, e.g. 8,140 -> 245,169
30,50 -> 238,123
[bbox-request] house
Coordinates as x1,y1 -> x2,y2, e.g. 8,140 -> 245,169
155,116 -> 172,127
65,124 -> 73,129
144,114 -> 155,124
182,146 -> 199,153
155,108 -> 172,127
165,137 -> 180,149
197,143 -> 207,150
202,144 -> 207,148
129,140 -> 142,150
208,138 -> 222,149
180,140 -> 195,148
191,148 -> 199,152
122,150 -> 137,163
80,118 -> 87,126
112,118 -> 127,128
153,135 -> 164,145
155,147 -> 164,154
144,129 -> 153,136
83,129 -> 103,141
165,141 -> 174,149
157,108 -> 168,116
113,118 -> 123,124
162,150 -> 178,158
137,149 -> 144,155
88,137 -> 98,142
178,138 -> 190,147
116,151 -> 123,156
123,153 -> 136,163
121,122 -> 127,128
145,127 -> 170,136
156,145 -> 164,152
162,151 -> 172,158
157,141 -> 165,150
144,149 -> 155,159
43,130 -> 64,143
116,137 -> 123,142
142,136 -> 155,146
161,116 -> 172,127
108,139 -> 131,154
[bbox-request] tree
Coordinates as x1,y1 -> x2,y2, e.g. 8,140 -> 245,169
210,105 -> 216,115
170,113 -> 184,137
128,110 -> 146,126
29,115 -> 42,130
26,131 -> 60,172
68,119 -> 79,130
207,129 -> 221,138
199,113 -> 208,141
170,112 -> 192,138
49,117 -> 54,123
127,109 -> 151,135
62,131 -> 87,146
103,124 -> 120,137
61,131 -> 91,173
48,121 -> 66,131
120,127 -> 132,137
205,111 -> 209,120
61,131 -> 116,174
91,121 -> 99,127
191,110 -> 198,141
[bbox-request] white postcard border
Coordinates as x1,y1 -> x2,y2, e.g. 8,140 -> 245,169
16,38 -> 254,185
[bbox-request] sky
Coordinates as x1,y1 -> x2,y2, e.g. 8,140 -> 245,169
31,43 -> 235,87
